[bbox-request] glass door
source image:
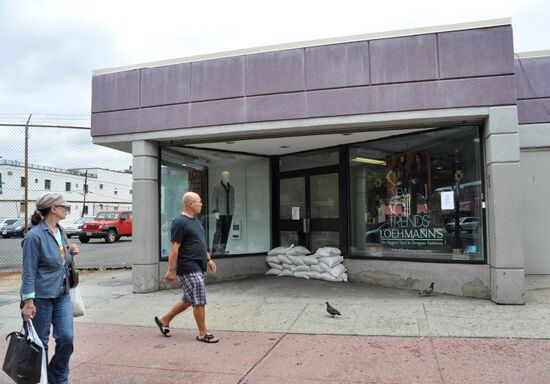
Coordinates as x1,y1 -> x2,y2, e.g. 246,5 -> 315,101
279,171 -> 340,252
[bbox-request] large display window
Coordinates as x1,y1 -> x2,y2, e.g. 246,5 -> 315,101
160,147 -> 271,259
349,126 -> 485,262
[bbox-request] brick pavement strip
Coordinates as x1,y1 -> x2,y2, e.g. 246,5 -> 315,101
2,323 -> 549,384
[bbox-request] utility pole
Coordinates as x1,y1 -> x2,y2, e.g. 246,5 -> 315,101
24,114 -> 32,234
82,170 -> 88,217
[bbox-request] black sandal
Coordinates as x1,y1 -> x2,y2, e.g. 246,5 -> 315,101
154,316 -> 171,337
196,333 -> 219,343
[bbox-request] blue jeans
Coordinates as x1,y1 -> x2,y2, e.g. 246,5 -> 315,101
33,293 -> 74,384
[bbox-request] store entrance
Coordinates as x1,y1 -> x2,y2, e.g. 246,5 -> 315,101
279,169 -> 340,252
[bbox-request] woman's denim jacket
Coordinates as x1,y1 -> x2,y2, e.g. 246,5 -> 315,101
21,221 -> 72,299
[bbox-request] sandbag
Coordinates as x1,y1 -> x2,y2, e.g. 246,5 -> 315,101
266,255 -> 280,264
279,269 -> 294,277
277,254 -> 292,264
267,262 -> 283,270
310,264 -> 324,273
318,255 -> 344,268
327,263 -> 346,278
287,255 -> 305,265
315,247 -> 341,257
293,271 -> 310,279
306,271 -> 321,279
294,264 -> 309,272
302,256 -> 319,265
281,263 -> 296,271
318,272 -> 347,282
267,245 -> 292,255
285,246 -> 310,256
265,268 -> 281,276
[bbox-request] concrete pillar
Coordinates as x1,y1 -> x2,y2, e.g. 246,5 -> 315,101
355,168 -> 367,249
131,140 -> 160,293
485,106 -> 524,304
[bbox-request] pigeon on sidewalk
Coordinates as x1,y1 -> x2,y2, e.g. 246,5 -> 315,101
418,282 -> 435,296
325,301 -> 341,317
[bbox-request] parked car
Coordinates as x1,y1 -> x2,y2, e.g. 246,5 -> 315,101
60,216 -> 95,238
1,219 -> 32,238
445,217 -> 480,233
0,218 -> 19,232
79,211 -> 132,243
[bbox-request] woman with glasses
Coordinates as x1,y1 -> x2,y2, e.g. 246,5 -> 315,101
20,192 -> 79,384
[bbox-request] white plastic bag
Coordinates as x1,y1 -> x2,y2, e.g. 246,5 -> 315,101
27,320 -> 48,384
70,287 -> 85,317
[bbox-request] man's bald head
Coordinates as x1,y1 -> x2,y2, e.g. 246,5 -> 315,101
182,192 -> 200,207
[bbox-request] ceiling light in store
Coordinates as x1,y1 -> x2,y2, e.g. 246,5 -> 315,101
351,157 -> 387,166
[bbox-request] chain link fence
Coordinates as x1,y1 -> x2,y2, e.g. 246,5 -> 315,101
0,115 -> 133,273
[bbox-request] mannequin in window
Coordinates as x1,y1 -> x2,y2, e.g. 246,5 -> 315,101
386,164 -> 400,198
395,154 -> 408,196
386,154 -> 408,199
211,171 -> 235,255
410,152 -> 428,215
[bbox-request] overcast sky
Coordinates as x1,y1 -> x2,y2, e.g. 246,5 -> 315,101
0,0 -> 548,168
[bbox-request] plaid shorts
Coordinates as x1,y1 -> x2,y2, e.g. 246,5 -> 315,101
178,272 -> 207,306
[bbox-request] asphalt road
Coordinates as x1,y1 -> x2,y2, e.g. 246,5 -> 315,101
0,237 -> 133,271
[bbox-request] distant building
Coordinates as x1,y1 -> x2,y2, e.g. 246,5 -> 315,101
0,159 -> 132,220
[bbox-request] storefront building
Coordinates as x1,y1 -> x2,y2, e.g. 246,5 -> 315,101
91,19 -> 550,304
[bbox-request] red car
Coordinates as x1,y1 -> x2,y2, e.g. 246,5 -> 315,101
79,211 -> 132,243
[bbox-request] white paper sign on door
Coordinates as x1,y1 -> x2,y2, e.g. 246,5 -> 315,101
440,191 -> 454,210
291,207 -> 300,220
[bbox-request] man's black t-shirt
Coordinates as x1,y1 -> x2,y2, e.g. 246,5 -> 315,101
171,214 -> 208,275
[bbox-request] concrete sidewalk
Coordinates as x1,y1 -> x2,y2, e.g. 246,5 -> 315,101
1,270 -> 550,383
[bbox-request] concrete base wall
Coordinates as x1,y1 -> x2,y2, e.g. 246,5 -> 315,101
158,256 -> 269,289
157,255 -> 490,300
490,267 -> 525,304
132,264 -> 159,293
345,259 -> 490,299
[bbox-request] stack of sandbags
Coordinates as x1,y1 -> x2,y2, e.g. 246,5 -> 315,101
312,247 -> 347,282
265,245 -> 347,282
264,245 -> 294,275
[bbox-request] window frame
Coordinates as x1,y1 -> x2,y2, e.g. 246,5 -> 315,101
346,125 -> 486,265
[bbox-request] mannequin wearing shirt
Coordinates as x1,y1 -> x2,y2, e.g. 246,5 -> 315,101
211,171 -> 235,255
410,152 -> 428,215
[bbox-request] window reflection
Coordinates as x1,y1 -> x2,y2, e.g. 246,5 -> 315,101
349,126 -> 484,262
160,147 -> 271,258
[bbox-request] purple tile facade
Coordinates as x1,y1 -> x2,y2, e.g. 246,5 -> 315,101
515,55 -> 550,124
438,26 -> 514,79
92,25 -> 517,137
305,41 -> 370,89
141,64 -> 190,107
191,56 -> 245,101
369,35 -> 438,84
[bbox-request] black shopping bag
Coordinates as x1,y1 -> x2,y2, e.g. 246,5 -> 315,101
2,328 -> 42,384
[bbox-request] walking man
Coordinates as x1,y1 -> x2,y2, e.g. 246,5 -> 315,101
155,191 -> 219,343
